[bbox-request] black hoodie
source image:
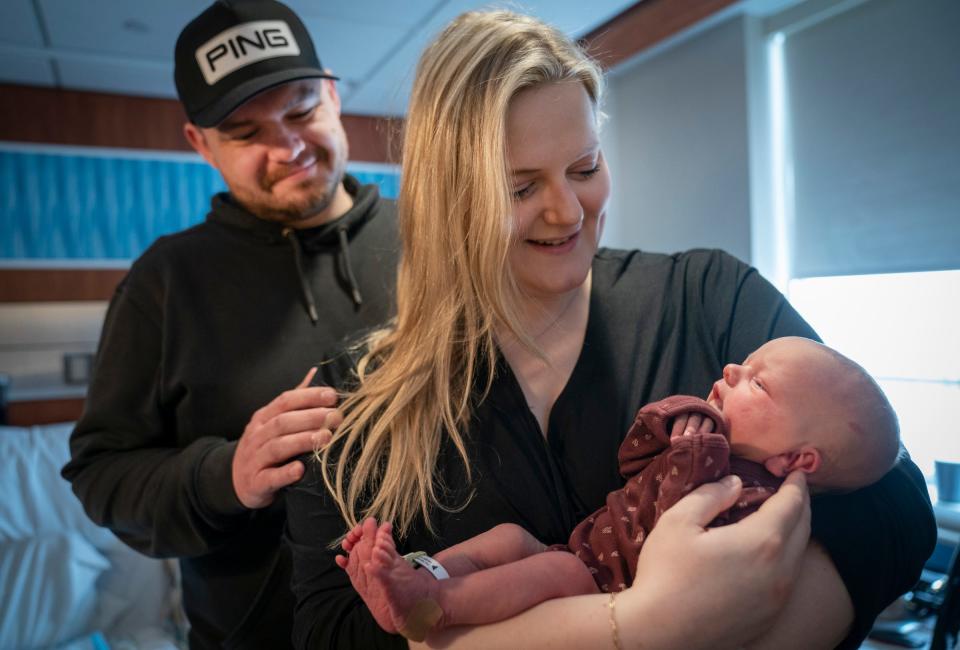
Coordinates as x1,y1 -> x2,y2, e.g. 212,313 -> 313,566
62,176 -> 398,649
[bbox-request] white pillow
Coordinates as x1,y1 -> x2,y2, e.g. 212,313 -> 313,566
0,423 -> 114,546
0,532 -> 110,649
0,423 -> 178,647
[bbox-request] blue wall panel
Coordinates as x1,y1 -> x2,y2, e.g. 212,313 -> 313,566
0,149 -> 399,262
353,169 -> 400,203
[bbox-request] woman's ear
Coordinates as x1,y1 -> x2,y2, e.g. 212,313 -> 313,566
763,448 -> 822,477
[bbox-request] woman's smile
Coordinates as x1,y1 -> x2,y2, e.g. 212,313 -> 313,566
525,229 -> 581,253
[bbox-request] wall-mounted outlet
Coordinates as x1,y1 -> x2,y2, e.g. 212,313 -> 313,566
63,352 -> 94,385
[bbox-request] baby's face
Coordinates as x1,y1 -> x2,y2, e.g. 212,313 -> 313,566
707,338 -> 826,463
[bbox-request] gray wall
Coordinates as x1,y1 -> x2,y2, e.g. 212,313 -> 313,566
600,16 -> 753,263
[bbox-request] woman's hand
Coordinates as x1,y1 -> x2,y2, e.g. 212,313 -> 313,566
624,471 -> 811,649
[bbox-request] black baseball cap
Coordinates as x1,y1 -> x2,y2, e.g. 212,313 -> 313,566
174,0 -> 338,127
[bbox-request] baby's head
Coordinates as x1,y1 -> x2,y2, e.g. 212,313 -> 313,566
707,337 -> 899,491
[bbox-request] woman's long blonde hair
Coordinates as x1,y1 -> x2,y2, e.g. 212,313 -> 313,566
319,10 -> 604,538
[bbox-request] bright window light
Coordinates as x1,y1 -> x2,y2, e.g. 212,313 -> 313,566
767,32 -> 792,292
788,271 -> 960,477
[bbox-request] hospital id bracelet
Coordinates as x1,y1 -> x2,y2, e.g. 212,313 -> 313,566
403,551 -> 450,580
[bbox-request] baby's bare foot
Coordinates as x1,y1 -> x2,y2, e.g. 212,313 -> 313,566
347,520 -> 444,641
335,520 -> 364,568
342,521 -> 364,553
336,518 -> 378,596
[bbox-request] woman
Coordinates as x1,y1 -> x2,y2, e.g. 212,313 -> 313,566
286,10 -> 935,649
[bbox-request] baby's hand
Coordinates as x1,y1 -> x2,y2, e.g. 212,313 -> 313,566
670,412 -> 716,438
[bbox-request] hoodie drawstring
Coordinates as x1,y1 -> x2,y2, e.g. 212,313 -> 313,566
283,227 -> 320,325
337,226 -> 363,307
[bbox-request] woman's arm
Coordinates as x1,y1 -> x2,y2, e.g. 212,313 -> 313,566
416,473 -> 811,650
746,542 -> 853,650
808,455 -> 936,647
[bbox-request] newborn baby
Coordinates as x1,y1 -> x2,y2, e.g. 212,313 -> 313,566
337,336 -> 900,641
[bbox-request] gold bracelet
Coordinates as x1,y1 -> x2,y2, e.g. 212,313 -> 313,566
608,592 -> 623,650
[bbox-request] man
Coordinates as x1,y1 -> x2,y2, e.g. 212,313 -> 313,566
61,1 -> 398,647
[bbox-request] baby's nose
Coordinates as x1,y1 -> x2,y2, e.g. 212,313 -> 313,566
723,364 -> 741,385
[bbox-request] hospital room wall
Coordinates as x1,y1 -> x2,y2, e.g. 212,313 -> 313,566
599,14 -> 753,264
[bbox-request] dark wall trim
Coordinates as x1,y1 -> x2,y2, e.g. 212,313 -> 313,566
7,397 -> 85,426
0,84 -> 398,163
582,0 -> 738,70
0,269 -> 126,302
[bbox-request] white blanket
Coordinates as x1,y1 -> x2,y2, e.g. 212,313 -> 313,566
0,423 -> 182,649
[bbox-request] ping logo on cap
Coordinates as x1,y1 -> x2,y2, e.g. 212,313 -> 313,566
195,20 -> 300,85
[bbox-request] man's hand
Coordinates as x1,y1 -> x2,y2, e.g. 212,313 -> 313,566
232,368 -> 342,509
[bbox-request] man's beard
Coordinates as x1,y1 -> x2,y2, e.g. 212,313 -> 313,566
257,173 -> 341,223
238,148 -> 345,224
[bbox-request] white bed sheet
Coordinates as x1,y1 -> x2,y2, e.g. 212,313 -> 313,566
0,423 -> 184,649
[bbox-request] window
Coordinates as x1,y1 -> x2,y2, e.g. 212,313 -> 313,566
788,271 -> 960,477
756,0 -> 960,484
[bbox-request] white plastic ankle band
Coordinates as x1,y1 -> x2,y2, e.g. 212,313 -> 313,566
403,551 -> 450,580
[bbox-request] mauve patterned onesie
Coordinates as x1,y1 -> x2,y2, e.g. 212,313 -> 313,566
566,395 -> 783,593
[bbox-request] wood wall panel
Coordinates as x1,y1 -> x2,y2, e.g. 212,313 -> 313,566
0,84 -> 395,162
0,85 -> 192,151
342,115 -> 403,165
582,0 -> 738,70
6,398 -> 85,426
0,269 -> 126,302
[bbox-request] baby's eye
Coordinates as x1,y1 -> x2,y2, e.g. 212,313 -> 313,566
752,378 -> 765,391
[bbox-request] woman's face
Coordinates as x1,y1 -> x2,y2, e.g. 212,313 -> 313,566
506,81 -> 611,300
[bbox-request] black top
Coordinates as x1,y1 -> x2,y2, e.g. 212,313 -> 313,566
286,248 -> 936,650
61,177 -> 399,650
